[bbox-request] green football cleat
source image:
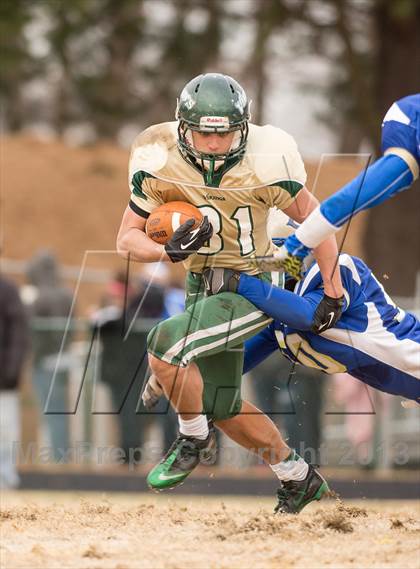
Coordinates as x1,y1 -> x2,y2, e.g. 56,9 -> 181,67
147,428 -> 217,491
274,465 -> 330,514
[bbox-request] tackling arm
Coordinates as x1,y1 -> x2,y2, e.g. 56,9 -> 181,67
293,153 -> 416,250
238,274 -> 318,331
283,188 -> 343,298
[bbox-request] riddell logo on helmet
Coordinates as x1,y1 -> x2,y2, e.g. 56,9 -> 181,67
200,116 -> 230,129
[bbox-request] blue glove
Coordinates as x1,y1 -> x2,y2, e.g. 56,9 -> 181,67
268,234 -> 312,280
284,233 -> 312,259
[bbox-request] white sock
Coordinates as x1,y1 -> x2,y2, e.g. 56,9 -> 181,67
178,415 -> 209,440
270,450 -> 309,482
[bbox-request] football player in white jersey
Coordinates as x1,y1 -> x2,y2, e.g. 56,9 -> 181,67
144,252 -> 419,512
117,73 -> 344,509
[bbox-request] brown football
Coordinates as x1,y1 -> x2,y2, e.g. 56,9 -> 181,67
145,201 -> 203,245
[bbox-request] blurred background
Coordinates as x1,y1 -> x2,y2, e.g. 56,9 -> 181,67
1,0 -> 419,494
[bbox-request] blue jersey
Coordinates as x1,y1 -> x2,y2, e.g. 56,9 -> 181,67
290,95 -> 420,251
243,255 -> 420,402
382,94 -> 420,163
320,94 -> 419,227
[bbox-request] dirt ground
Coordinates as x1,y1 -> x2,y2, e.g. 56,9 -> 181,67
1,491 -> 419,569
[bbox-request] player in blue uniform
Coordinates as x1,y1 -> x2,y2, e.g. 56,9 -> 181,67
144,254 -> 419,513
203,254 -> 420,403
271,94 -> 420,276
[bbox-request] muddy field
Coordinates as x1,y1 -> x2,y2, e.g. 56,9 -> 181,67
1,491 -> 419,569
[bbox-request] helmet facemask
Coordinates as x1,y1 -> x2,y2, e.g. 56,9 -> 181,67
175,73 -> 251,186
177,118 -> 248,185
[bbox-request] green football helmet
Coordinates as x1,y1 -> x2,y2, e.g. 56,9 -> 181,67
176,73 -> 251,185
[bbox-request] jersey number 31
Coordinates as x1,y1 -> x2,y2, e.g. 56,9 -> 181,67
197,205 -> 255,256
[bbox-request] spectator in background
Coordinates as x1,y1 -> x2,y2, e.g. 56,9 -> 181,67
136,264 -> 181,451
332,372 -> 390,468
0,275 -> 29,489
281,365 -> 325,465
94,266 -> 177,462
25,250 -> 73,462
163,275 -> 186,318
137,262 -> 185,318
92,271 -> 146,462
133,263 -> 169,319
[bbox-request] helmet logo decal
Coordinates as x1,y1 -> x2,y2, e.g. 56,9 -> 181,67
182,92 -> 196,110
199,116 -> 230,130
234,90 -> 247,113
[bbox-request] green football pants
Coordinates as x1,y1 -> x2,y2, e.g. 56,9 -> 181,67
147,271 -> 277,421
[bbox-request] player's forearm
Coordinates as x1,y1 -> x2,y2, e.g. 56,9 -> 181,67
238,274 -> 315,330
117,228 -> 170,262
312,236 -> 343,298
296,154 -> 416,249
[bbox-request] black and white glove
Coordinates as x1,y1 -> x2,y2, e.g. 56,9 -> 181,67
311,293 -> 345,334
164,217 -> 213,263
202,267 -> 241,296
